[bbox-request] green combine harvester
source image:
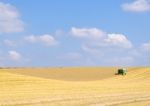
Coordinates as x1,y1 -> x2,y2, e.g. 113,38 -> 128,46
117,68 -> 127,75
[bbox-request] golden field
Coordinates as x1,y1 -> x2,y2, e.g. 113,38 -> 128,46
0,67 -> 150,106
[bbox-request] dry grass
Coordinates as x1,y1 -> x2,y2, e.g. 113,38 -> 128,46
0,67 -> 150,106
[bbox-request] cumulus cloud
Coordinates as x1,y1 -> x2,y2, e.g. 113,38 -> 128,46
25,34 -> 58,46
8,50 -> 22,61
105,34 -> 133,49
71,27 -> 133,49
122,0 -> 150,12
70,27 -> 135,66
71,27 -> 106,40
0,2 -> 24,33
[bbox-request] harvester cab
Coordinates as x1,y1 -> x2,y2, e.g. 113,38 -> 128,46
117,68 -> 127,75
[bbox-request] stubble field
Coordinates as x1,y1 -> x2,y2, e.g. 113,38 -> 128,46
0,67 -> 150,106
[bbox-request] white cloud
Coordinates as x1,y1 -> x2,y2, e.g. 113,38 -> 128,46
71,27 -> 133,49
25,34 -> 58,46
8,50 -> 22,61
24,35 -> 37,43
122,0 -> 150,12
0,2 -> 24,34
39,35 -> 57,46
105,34 -> 133,49
71,27 -> 106,40
70,27 -> 134,66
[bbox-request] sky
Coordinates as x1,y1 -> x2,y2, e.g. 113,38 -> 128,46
0,0 -> 150,67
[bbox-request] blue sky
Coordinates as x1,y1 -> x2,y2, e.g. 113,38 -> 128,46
0,0 -> 150,67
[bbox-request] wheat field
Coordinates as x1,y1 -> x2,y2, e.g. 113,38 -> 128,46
0,67 -> 150,106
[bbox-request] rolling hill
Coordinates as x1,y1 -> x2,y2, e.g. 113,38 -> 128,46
0,67 -> 150,106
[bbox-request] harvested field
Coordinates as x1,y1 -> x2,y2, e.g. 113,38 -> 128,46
0,67 -> 150,106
